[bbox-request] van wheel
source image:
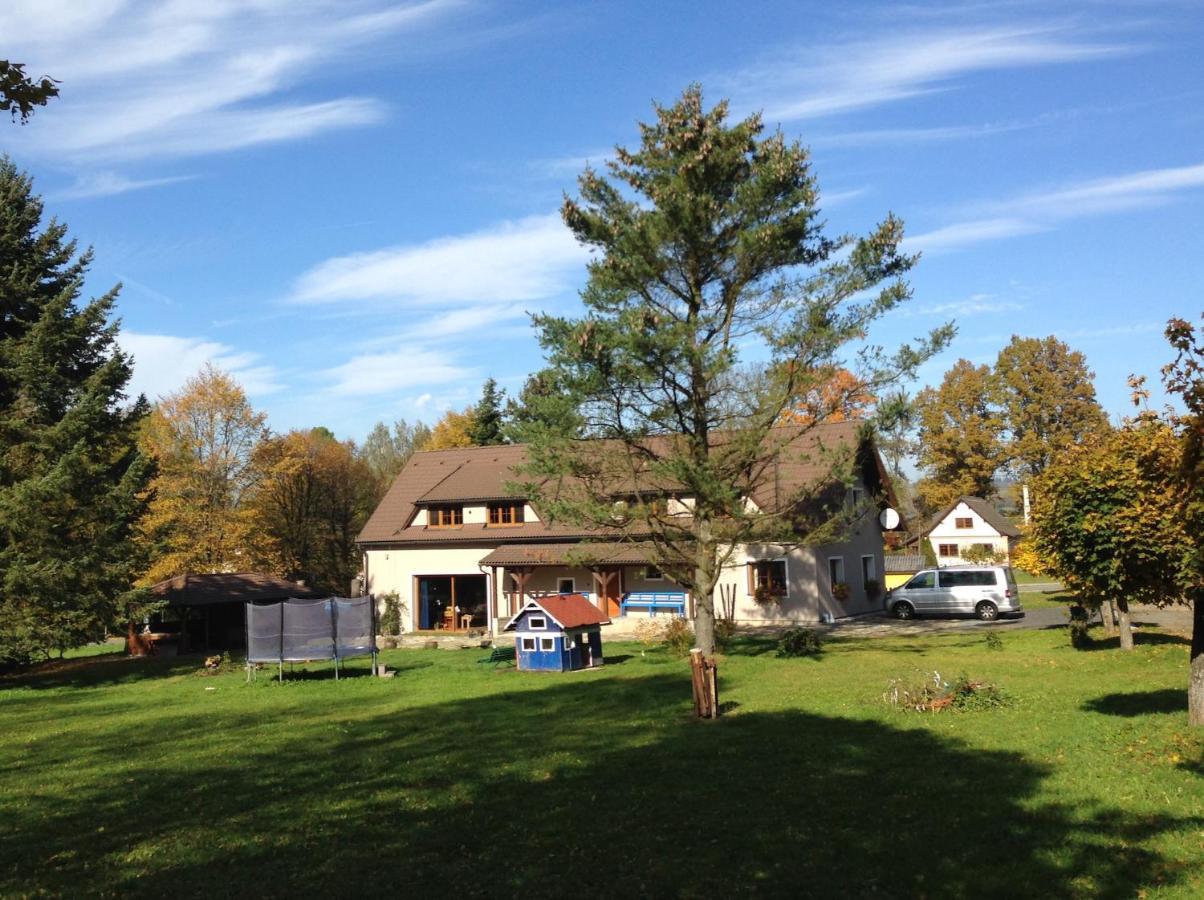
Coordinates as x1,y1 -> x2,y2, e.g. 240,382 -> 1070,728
976,601 -> 999,621
892,601 -> 915,620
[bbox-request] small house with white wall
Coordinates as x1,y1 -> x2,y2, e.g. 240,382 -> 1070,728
923,496 -> 1020,566
504,593 -> 609,672
356,422 -> 900,632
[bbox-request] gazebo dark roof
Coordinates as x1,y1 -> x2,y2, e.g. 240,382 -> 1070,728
149,573 -> 321,607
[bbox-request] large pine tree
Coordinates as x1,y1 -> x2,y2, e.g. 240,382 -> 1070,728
0,159 -> 151,665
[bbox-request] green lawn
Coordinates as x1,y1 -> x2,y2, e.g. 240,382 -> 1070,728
3,626 -> 1202,898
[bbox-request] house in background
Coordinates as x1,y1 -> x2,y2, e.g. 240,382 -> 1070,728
922,497 -> 1021,566
356,421 -> 900,633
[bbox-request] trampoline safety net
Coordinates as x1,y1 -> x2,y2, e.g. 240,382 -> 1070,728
246,597 -> 376,663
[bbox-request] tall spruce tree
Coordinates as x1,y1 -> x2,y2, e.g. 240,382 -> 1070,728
0,160 -> 151,665
468,377 -> 507,446
519,87 -> 950,660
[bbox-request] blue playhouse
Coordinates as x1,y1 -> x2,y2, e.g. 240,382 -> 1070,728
504,593 -> 610,672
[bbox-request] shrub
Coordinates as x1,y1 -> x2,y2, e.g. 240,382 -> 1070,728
662,617 -> 695,657
1067,604 -> 1092,650
961,545 -> 1005,565
776,627 -> 822,658
984,631 -> 1003,652
379,592 -> 402,636
715,618 -> 738,653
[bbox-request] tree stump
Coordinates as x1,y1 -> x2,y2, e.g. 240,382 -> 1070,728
690,649 -> 720,718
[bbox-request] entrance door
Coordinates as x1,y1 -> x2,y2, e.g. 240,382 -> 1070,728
598,568 -> 623,617
418,575 -> 488,630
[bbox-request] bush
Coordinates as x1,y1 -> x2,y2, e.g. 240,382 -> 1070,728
984,632 -> 1003,652
776,627 -> 822,658
379,592 -> 402,636
1067,604 -> 1092,650
883,669 -> 1012,712
715,618 -> 738,653
662,617 -> 695,657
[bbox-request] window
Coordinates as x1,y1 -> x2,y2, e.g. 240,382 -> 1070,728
487,502 -> 524,525
828,557 -> 845,585
529,616 -> 547,630
955,517 -> 973,529
849,487 -> 865,507
940,570 -> 997,588
520,637 -> 535,651
861,555 -> 876,584
429,505 -> 463,528
644,567 -> 664,581
750,560 -> 788,596
973,543 -> 994,553
557,578 -> 574,594
905,572 -> 935,589
938,543 -> 959,558
540,637 -> 554,652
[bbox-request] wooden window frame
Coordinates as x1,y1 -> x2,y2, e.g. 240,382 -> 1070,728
487,502 -> 525,526
428,505 -> 464,529
938,543 -> 959,557
828,556 -> 845,585
748,560 -> 788,597
954,517 -> 973,530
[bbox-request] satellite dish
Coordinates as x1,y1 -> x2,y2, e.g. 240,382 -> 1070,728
879,507 -> 901,530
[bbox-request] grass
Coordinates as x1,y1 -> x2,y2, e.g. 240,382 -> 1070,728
3,626 -> 1203,898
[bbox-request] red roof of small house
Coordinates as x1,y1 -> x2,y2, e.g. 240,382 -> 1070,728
504,593 -> 611,631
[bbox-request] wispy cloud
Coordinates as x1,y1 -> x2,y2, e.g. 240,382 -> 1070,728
2,0 -> 467,181
289,213 -> 588,307
119,331 -> 283,400
724,23 -> 1129,123
53,170 -> 196,200
908,294 -> 1024,317
906,161 -> 1204,252
811,120 -> 1034,148
316,348 -> 474,398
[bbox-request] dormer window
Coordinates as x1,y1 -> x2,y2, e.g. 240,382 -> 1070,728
429,505 -> 463,528
488,502 -> 525,525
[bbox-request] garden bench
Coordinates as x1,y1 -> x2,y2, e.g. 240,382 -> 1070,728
478,646 -> 516,667
619,591 -> 687,617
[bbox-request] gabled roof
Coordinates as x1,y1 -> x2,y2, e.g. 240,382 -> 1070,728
924,497 -> 1022,538
149,573 -> 322,607
358,421 -> 885,546
478,542 -> 655,568
503,593 -> 611,631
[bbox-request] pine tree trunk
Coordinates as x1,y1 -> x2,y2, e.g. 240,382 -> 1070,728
1100,598 -> 1116,637
1189,592 -> 1204,727
1116,596 -> 1134,651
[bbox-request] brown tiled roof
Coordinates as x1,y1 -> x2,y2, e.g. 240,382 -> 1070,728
358,421 -> 879,545
149,573 -> 323,607
478,542 -> 655,567
503,593 -> 611,630
924,496 -> 1022,538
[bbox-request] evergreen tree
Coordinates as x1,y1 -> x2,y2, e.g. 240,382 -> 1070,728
467,378 -> 506,446
0,160 -> 151,665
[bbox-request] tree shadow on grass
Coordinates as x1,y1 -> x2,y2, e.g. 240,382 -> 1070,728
2,671 -> 1199,899
1082,689 -> 1188,717
1075,631 -> 1190,651
0,652 -> 197,691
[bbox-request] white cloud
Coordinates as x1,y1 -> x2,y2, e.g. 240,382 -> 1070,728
724,24 -> 1127,123
119,331 -> 283,400
907,161 -> 1204,253
289,213 -> 589,307
316,348 -> 473,397
908,294 -> 1024,317
53,171 -> 196,200
811,120 -> 1034,148
2,0 -> 462,165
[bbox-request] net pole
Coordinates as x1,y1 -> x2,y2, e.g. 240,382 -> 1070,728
245,602 -> 251,683
278,601 -> 285,683
371,593 -> 379,676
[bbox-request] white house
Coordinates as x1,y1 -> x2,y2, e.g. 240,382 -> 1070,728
923,496 -> 1020,566
356,422 -> 899,633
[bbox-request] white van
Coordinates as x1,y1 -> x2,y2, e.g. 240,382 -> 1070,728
886,566 -> 1022,621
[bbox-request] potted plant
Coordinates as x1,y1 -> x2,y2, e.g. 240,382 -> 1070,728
831,581 -> 850,601
753,584 -> 780,606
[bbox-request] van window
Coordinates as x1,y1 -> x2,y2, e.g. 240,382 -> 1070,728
904,572 -> 935,589
939,570 -> 997,588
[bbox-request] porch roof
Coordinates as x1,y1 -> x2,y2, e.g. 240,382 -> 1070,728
478,542 -> 654,568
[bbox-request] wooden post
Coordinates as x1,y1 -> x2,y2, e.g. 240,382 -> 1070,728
689,649 -> 720,718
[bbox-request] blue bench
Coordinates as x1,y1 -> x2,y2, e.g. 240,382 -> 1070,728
619,591 -> 688,617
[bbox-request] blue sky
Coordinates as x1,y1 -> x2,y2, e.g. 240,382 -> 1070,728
3,0 -> 1202,444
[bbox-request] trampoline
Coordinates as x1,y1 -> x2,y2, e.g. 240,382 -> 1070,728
246,596 -> 377,680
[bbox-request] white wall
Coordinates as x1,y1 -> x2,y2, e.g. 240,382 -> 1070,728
364,544 -> 496,633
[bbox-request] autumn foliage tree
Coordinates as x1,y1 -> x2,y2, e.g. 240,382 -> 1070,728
138,365 -> 268,582
248,429 -> 376,593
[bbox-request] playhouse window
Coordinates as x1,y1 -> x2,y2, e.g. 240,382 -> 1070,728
540,638 -> 554,651
520,637 -> 535,651
529,616 -> 547,629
